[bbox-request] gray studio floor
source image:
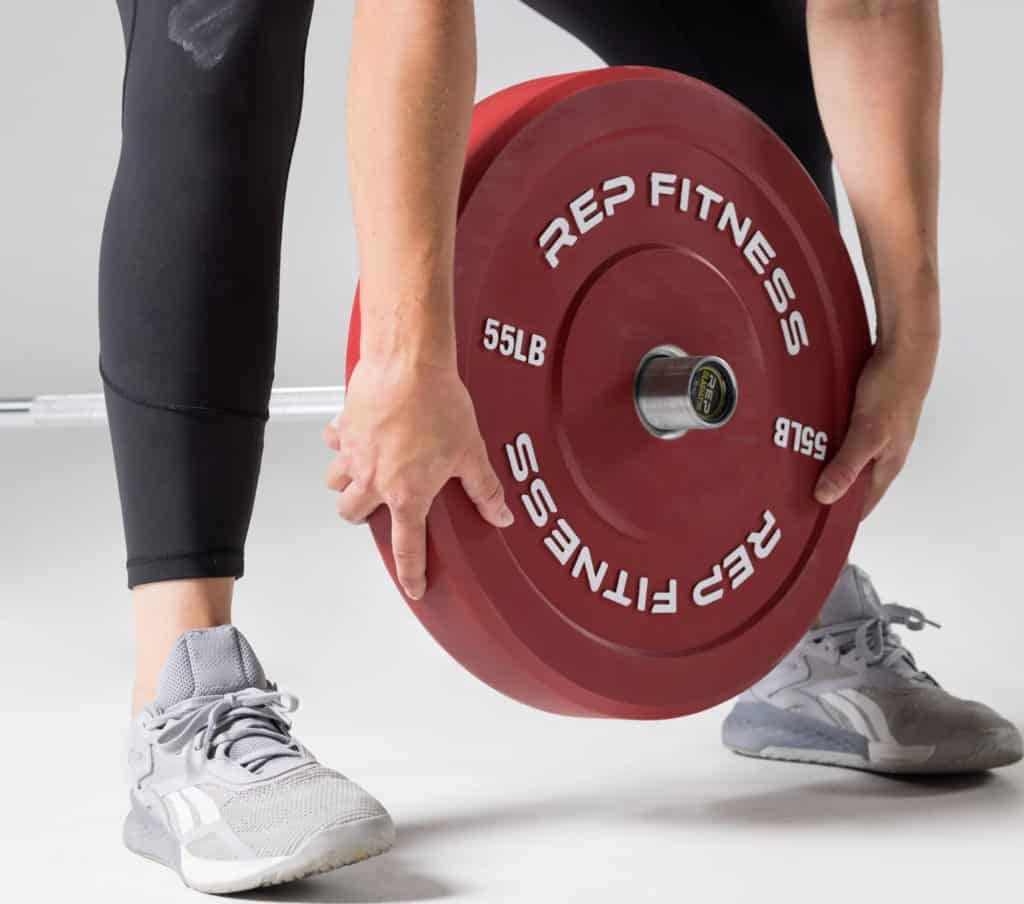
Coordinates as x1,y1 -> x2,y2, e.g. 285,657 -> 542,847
3,422 -> 1021,904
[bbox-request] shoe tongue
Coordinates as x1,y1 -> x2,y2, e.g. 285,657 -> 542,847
817,565 -> 884,627
155,626 -> 267,708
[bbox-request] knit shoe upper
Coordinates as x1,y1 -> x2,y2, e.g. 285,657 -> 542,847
722,565 -> 1022,774
124,626 -> 394,893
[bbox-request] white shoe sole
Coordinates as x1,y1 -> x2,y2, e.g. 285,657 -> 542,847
723,701 -> 1023,775
125,805 -> 395,894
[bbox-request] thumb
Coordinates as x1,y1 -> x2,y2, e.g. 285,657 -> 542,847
815,417 -> 885,505
458,445 -> 514,528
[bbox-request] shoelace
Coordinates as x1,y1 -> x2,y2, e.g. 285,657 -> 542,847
142,687 -> 304,772
807,603 -> 941,677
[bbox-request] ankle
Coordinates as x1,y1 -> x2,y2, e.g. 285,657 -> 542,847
133,577 -> 235,715
131,683 -> 154,718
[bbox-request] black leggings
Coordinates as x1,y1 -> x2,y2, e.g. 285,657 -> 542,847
101,0 -> 314,586
101,0 -> 832,588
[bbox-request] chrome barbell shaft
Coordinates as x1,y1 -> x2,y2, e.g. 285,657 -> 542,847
0,386 -> 346,428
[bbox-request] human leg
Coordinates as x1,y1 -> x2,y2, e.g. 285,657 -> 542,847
102,4 -> 395,888
101,0 -> 313,707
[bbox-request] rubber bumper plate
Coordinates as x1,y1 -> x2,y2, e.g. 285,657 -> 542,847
347,67 -> 871,719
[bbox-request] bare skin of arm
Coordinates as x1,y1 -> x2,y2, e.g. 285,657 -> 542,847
807,0 -> 943,516
326,0 -> 512,600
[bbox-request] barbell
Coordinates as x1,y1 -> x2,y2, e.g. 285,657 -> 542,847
4,67 -> 871,719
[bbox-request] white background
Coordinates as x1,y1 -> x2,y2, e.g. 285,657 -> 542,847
1,2 -> 1021,902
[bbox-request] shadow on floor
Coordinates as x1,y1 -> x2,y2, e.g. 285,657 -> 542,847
235,855 -> 456,904
397,762 -> 1022,847
688,764 -> 1021,827
230,756 -> 1023,900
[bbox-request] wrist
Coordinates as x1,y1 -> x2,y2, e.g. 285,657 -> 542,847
357,278 -> 457,369
873,259 -> 940,348
358,344 -> 458,376
358,313 -> 458,368
358,331 -> 457,372
873,327 -> 939,397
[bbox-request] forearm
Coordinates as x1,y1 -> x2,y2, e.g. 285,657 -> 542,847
807,1 -> 942,356
347,0 -> 476,365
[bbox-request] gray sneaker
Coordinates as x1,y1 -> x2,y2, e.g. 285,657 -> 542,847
124,626 -> 395,894
722,565 -> 1022,775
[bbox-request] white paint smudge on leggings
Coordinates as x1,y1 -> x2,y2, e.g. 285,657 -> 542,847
168,0 -> 246,69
